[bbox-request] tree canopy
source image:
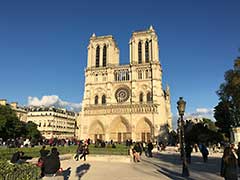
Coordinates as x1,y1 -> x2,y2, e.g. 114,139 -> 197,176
184,118 -> 223,144
0,105 -> 41,141
214,57 -> 240,138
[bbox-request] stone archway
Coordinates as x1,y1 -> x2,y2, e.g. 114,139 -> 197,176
109,116 -> 131,143
89,120 -> 105,142
136,117 -> 153,142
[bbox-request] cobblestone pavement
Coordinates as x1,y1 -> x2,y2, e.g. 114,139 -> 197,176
58,151 -> 228,180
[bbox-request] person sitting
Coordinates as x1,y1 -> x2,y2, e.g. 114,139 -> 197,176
40,145 -> 50,158
10,151 -> 25,164
42,148 -> 60,178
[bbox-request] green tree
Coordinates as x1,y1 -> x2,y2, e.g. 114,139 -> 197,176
214,56 -> 240,138
0,105 -> 41,142
185,119 -> 223,144
25,121 -> 41,144
0,105 -> 21,139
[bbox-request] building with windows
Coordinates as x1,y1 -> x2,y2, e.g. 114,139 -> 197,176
0,99 -> 28,122
77,26 -> 172,143
27,107 -> 77,139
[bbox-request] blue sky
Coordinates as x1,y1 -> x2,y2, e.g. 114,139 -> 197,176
0,0 -> 240,124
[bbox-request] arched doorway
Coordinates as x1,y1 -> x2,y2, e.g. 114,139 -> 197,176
136,117 -> 153,142
89,120 -> 105,142
109,116 -> 131,143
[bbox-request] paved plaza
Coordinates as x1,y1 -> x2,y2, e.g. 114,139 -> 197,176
57,151 -> 225,180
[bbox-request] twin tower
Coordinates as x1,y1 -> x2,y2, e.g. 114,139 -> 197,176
78,26 -> 172,143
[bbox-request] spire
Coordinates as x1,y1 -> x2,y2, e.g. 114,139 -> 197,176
149,25 -> 154,31
91,33 -> 96,38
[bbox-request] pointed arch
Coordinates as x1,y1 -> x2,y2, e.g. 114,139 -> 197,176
103,45 -> 107,67
109,116 -> 131,142
147,91 -> 152,103
94,95 -> 98,105
136,117 -> 153,142
139,92 -> 144,103
102,94 -> 106,105
145,41 -> 149,63
96,46 -> 100,67
138,41 -> 142,64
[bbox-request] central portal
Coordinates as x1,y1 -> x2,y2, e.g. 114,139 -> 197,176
110,116 -> 131,143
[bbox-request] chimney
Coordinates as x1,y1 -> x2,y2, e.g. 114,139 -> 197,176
10,102 -> 18,109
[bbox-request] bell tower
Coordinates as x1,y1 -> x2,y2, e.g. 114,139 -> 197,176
87,34 -> 119,68
129,25 -> 159,64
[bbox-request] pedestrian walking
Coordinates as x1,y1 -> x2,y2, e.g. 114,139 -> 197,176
80,143 -> 89,161
147,141 -> 153,157
199,144 -> 209,162
74,142 -> 83,161
220,146 -> 238,180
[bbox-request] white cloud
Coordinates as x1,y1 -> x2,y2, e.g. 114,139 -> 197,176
27,95 -> 81,112
196,108 -> 213,114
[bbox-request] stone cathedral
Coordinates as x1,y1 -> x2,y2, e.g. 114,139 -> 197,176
77,26 -> 172,143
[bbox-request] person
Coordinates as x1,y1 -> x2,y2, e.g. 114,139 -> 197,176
147,141 -> 153,157
131,144 -> 140,162
39,146 -> 50,177
221,146 -> 238,180
74,142 -> 83,161
79,143 -> 89,161
10,151 -> 25,164
42,147 -> 61,178
185,143 -> 192,164
40,145 -> 50,158
199,144 -> 209,162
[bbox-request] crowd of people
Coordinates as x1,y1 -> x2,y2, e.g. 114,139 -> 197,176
8,137 -> 240,179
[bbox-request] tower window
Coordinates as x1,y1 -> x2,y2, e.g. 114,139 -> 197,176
138,42 -> 142,64
95,95 -> 98,105
145,41 -> 149,63
96,46 -> 100,67
147,92 -> 152,103
138,70 -> 142,79
103,45 -> 107,67
102,95 -> 106,104
139,92 -> 143,103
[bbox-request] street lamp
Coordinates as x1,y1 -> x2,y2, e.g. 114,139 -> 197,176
177,97 -> 189,177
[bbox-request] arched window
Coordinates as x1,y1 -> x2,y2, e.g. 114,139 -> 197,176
147,92 -> 152,103
139,92 -> 143,103
103,45 -> 107,67
138,70 -> 142,79
138,41 -> 142,64
96,46 -> 100,67
102,95 -> 106,104
95,95 -> 98,105
145,41 -> 149,63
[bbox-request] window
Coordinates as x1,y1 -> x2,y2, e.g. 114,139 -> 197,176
138,70 -> 142,79
146,69 -> 151,78
103,45 -> 107,67
147,92 -> 152,103
95,95 -> 98,105
96,46 -> 100,67
138,41 -> 142,64
139,92 -> 143,103
102,95 -> 106,104
145,41 -> 149,63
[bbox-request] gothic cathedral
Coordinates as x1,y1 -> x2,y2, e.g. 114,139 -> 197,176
77,26 -> 172,143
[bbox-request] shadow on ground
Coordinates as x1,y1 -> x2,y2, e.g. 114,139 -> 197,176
62,167 -> 71,180
76,163 -> 91,180
142,152 -> 222,180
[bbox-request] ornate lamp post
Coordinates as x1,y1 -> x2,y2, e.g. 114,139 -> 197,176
177,97 -> 189,177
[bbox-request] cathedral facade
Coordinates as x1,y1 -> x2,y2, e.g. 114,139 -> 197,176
77,26 -> 172,143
